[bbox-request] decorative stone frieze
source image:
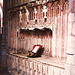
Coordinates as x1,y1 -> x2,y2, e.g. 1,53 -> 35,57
8,54 -> 65,75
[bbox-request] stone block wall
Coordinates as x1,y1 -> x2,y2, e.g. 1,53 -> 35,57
7,54 -> 65,75
7,0 -> 70,75
8,0 -> 69,58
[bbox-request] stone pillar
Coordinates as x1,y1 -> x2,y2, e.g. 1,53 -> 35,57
29,8 -> 32,21
16,11 -> 19,53
52,1 -> 58,57
47,3 -> 52,24
13,12 -> 15,50
29,8 -> 32,25
54,1 -> 58,57
22,9 -> 25,27
42,5 -> 47,24
37,6 -> 40,25
34,7 -> 37,24
54,1 -> 58,25
19,7 -> 23,23
65,0 -> 75,75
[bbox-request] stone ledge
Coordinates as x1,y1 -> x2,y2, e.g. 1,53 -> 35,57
11,54 -> 66,69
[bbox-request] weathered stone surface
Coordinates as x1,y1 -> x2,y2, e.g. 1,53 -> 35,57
7,54 -> 65,75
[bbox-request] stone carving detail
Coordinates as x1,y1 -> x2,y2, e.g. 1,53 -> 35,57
34,8 -> 37,20
19,11 -> 22,22
43,5 -> 47,18
25,7 -> 29,22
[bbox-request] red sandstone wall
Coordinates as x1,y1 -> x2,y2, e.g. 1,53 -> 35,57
8,0 -> 69,58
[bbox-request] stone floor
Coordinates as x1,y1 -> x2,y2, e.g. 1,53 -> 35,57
0,70 -> 11,75
0,55 -> 11,75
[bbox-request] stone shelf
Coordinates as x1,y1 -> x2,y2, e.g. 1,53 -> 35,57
13,54 -> 66,69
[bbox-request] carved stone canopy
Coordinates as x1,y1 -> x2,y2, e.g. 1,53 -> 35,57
20,27 -> 52,38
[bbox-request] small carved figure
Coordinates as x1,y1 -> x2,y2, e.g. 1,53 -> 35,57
19,11 -> 22,22
25,7 -> 29,22
43,5 -> 47,18
34,8 -> 37,20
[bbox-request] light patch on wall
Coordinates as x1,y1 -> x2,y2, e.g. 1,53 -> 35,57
0,0 -> 3,5
0,7 -> 3,18
0,0 -> 3,30
72,23 -> 75,36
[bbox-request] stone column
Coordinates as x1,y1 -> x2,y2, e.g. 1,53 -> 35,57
54,1 -> 58,57
29,8 -> 32,25
52,1 -> 58,57
37,6 -> 40,25
47,3 -> 52,24
42,5 -> 47,24
22,9 -> 25,27
16,11 -> 19,53
65,0 -> 75,75
34,7 -> 37,24
53,1 -> 58,25
8,14 -> 11,49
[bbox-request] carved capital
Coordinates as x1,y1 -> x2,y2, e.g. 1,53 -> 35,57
48,3 -> 52,7
54,1 -> 58,7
